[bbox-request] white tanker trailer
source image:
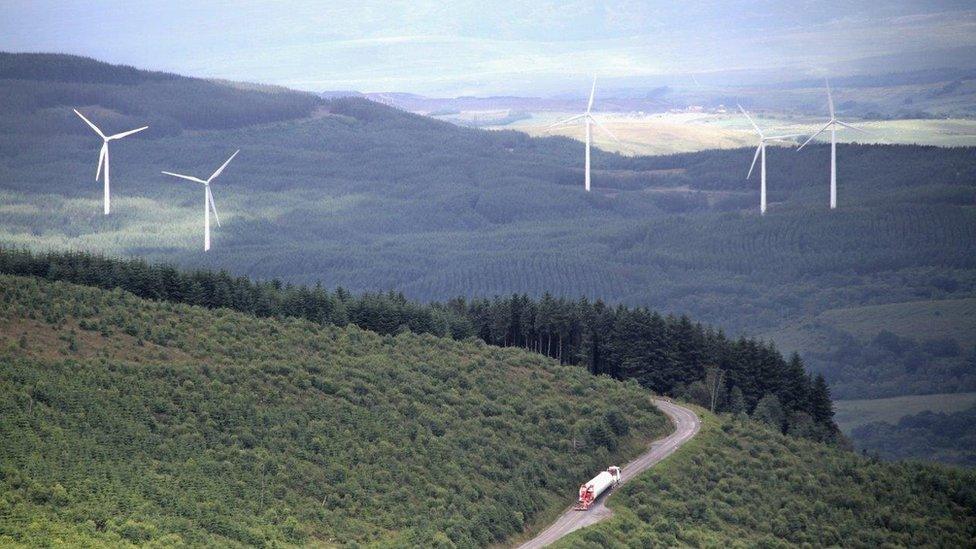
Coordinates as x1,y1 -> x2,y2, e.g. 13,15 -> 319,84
575,466 -> 621,510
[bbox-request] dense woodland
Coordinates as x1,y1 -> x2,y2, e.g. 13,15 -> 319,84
853,405 -> 976,467
2,53 -> 975,403
0,274 -> 668,546
558,413 -> 976,548
0,247 -> 840,441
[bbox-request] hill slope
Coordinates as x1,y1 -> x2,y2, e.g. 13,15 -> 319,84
1,53 -> 975,402
556,412 -> 976,548
0,275 -> 668,546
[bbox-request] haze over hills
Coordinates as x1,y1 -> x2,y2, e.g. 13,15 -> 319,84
3,1 -> 976,96
2,52 -> 975,411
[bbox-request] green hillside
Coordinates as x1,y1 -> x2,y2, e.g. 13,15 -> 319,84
557,412 -> 976,548
0,275 -> 668,546
2,53 -> 976,401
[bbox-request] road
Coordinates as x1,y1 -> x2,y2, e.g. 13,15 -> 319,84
516,399 -> 701,549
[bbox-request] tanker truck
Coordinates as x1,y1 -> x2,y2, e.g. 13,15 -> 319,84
575,466 -> 621,510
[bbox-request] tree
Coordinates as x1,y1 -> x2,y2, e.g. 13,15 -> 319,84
753,394 -> 786,432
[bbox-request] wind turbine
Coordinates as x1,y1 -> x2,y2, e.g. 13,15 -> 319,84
738,105 -> 802,215
547,78 -> 620,192
797,79 -> 866,209
73,109 -> 148,215
162,150 -> 238,251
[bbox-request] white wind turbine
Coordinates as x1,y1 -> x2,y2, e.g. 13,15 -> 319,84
739,105 -> 802,215
797,79 -> 866,209
162,150 -> 239,251
73,109 -> 148,215
547,78 -> 620,192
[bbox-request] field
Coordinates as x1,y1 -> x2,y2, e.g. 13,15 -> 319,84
834,392 -> 976,433
481,112 -> 976,156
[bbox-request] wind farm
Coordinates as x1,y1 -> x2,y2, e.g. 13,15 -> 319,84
1,2 -> 975,546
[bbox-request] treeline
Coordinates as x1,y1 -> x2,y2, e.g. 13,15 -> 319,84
0,246 -> 839,441
852,404 -> 976,467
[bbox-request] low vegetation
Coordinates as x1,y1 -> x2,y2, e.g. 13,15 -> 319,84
557,412 -> 976,548
0,247 -> 841,442
0,275 -> 668,546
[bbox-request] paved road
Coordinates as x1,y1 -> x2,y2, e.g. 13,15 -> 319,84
516,399 -> 701,549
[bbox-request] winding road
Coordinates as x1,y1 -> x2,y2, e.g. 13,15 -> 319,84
516,399 -> 701,548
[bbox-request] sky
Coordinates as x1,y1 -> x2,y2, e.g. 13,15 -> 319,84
1,0 -> 974,96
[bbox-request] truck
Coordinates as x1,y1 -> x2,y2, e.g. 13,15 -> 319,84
574,466 -> 621,510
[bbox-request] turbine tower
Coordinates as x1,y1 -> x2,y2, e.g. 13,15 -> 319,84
546,78 -> 620,192
162,150 -> 239,251
739,105 -> 801,215
73,109 -> 148,215
797,79 -> 865,209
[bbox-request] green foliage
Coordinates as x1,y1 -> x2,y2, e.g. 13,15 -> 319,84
852,404 -> 976,467
556,414 -> 976,548
0,275 -> 668,546
0,247 -> 841,441
2,53 -> 974,403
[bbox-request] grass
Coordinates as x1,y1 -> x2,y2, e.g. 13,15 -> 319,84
834,392 -> 976,433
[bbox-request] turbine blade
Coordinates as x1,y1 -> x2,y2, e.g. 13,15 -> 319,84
747,144 -> 761,179
161,171 -> 207,184
96,144 -> 106,181
208,149 -> 239,182
208,186 -> 221,227
108,126 -> 149,140
835,120 -> 867,133
737,104 -> 762,135
73,109 -> 105,139
826,78 -> 835,118
545,114 -> 585,131
796,121 -> 832,151
589,115 -> 620,143
586,77 -> 596,113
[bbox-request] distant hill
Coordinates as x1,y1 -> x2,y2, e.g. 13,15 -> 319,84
0,274 -> 668,546
365,66 -> 976,119
2,53 -> 975,407
0,52 -> 323,135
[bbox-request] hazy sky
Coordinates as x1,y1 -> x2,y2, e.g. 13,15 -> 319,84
1,0 -> 974,95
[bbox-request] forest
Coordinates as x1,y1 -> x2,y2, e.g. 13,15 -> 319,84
0,246 -> 839,441
0,274 -> 669,546
853,405 -> 976,467
1,52 -> 975,403
557,412 -> 976,548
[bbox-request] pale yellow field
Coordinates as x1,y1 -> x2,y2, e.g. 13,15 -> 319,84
483,112 -> 976,156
